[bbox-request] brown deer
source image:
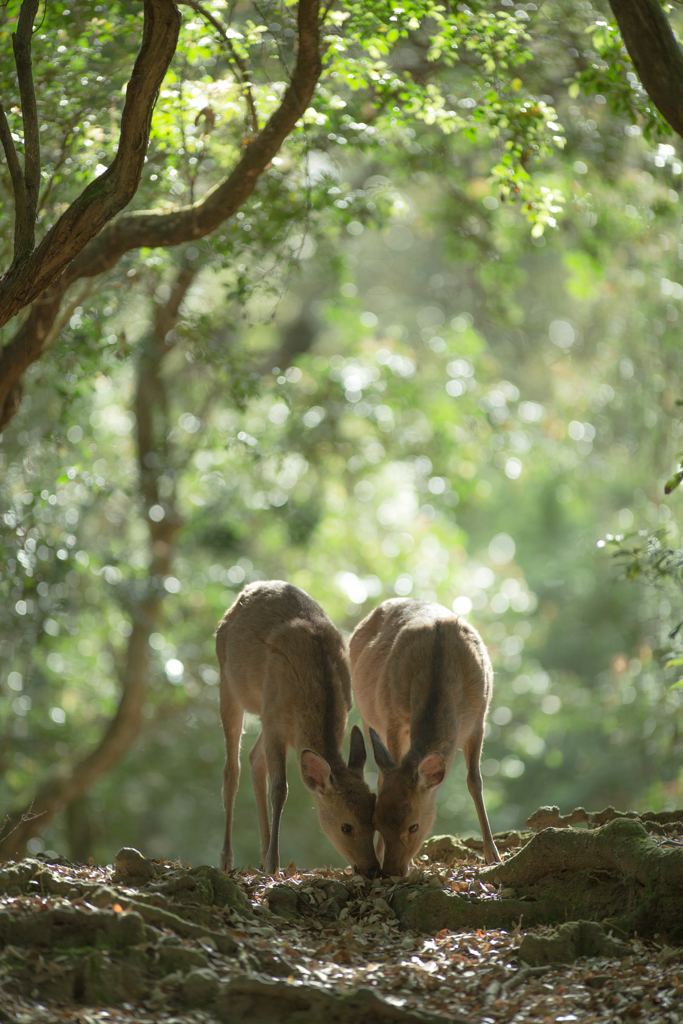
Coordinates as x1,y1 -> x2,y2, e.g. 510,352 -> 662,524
350,598 -> 501,877
216,580 -> 380,877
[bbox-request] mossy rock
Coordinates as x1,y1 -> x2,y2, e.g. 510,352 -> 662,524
518,920 -> 630,965
80,952 -> 146,1004
267,884 -> 303,920
180,966 -> 220,1007
189,865 -> 253,915
420,834 -> 472,864
0,859 -> 53,895
112,847 -> 156,884
213,975 -> 454,1022
0,906 -> 145,950
158,945 -> 210,973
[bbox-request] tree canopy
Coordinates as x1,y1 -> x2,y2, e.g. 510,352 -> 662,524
1,0 -> 682,425
1,0 -> 682,870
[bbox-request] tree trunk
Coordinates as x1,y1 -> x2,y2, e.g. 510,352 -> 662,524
65,795 -> 97,864
608,0 -> 683,139
0,269 -> 195,861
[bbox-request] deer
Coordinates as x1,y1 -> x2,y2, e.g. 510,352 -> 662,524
350,598 -> 501,877
215,580 -> 380,878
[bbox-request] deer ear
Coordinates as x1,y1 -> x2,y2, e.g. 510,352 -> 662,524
369,728 -> 396,774
300,750 -> 332,794
417,752 -> 446,789
348,725 -> 367,773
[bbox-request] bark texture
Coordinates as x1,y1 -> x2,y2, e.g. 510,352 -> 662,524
608,0 -> 683,139
0,0 -> 322,433
0,271 -> 194,861
0,0 -> 181,325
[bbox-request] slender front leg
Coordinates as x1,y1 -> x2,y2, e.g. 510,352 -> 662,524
263,738 -> 288,876
248,730 -> 270,867
463,726 -> 501,864
219,688 -> 244,871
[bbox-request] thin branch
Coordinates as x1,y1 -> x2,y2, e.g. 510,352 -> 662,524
38,120 -> 81,214
0,101 -> 28,223
178,0 -> 260,134
12,0 -> 41,257
0,801 -> 45,846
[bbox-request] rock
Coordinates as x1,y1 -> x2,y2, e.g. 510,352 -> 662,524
89,885 -> 121,908
180,967 -> 220,1007
256,950 -> 298,977
214,975 -> 451,1022
267,884 -> 303,920
112,847 -> 156,883
420,834 -> 471,864
189,865 -> 253,914
159,945 -> 210,972
0,859 -> 50,895
321,880 -> 351,903
518,921 -> 630,966
80,953 -> 145,1004
0,905 -> 145,950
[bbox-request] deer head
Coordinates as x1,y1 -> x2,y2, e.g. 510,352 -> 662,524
300,725 -> 380,877
369,728 -> 446,878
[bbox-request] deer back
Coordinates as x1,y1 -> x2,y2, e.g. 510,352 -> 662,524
217,580 -> 352,750
351,598 -> 492,759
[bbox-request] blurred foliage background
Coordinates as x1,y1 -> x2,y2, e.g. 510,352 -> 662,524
1,0 -> 682,870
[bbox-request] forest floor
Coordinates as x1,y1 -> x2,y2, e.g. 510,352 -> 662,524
1,817 -> 682,1024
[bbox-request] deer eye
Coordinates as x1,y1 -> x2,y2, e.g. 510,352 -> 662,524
408,823 -> 419,834
341,823 -> 354,835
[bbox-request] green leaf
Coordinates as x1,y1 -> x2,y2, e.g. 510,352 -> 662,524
664,469 -> 683,495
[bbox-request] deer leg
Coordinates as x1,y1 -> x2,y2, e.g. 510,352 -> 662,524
248,730 -> 270,867
219,689 -> 244,872
463,726 -> 501,864
263,737 -> 288,876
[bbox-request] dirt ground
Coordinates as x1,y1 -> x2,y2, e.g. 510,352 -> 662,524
1,820 -> 682,1024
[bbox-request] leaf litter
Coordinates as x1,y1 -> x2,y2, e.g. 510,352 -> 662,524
0,833 -> 681,1024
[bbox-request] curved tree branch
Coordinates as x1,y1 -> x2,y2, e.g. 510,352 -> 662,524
0,0 -> 181,325
608,0 -> 683,139
0,0 -> 321,434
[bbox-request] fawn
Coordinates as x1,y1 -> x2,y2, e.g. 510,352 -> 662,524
216,580 -> 380,877
350,597 -> 501,877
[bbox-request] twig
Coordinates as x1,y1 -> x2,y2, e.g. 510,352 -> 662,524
0,801 -> 46,845
0,101 -> 27,209
38,118 -> 81,214
178,0 -> 260,134
504,964 -> 552,991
